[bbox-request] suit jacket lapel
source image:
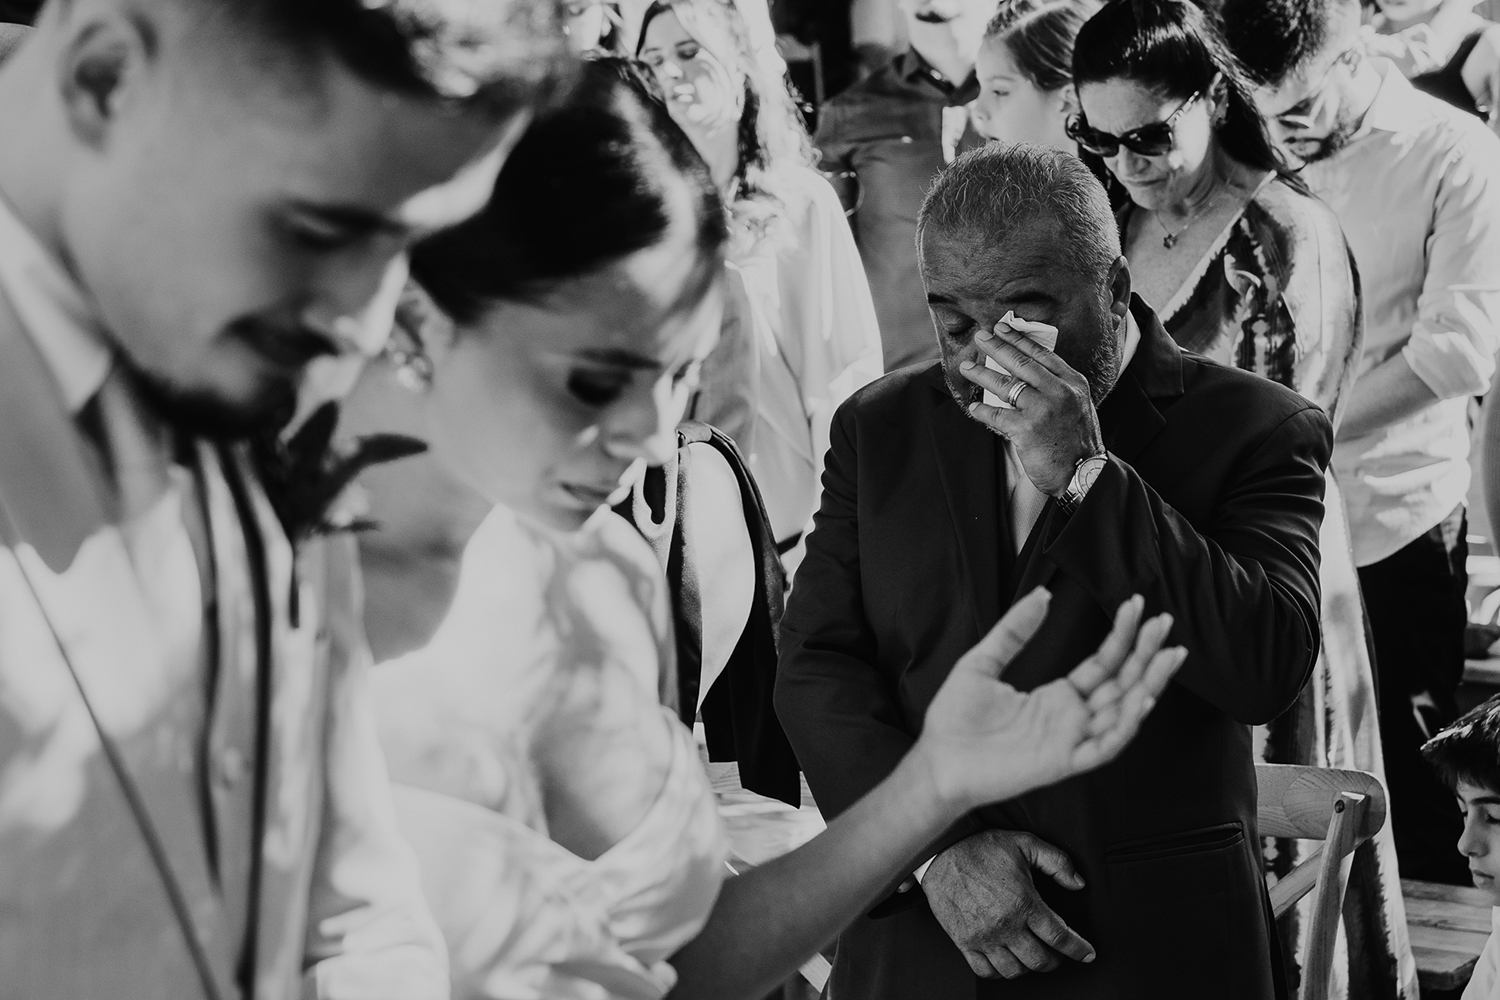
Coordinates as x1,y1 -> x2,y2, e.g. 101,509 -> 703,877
0,289 -> 113,570
926,367 -> 1011,637
1008,502 -> 1061,604
1100,297 -> 1183,464
0,288 -> 234,991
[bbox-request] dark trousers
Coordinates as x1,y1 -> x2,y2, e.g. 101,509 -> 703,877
1358,504 -> 1470,885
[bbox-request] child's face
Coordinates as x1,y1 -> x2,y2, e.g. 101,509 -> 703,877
1457,780 -> 1500,903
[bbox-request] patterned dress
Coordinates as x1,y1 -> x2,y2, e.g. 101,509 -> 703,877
1121,174 -> 1419,999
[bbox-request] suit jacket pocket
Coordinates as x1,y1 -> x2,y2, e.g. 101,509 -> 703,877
1102,822 -> 1276,1000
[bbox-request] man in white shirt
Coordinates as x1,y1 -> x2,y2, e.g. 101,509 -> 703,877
1224,0 -> 1500,885
0,1 -> 567,997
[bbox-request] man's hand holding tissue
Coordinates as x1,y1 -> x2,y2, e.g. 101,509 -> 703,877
959,312 -> 1106,496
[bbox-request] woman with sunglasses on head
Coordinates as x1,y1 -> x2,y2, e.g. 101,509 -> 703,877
1073,3 -> 1408,995
351,57 -> 1182,1000
636,0 -> 883,569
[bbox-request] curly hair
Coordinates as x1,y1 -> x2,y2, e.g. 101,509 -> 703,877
638,0 -> 816,248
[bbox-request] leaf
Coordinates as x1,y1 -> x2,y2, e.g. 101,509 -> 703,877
252,405 -> 429,545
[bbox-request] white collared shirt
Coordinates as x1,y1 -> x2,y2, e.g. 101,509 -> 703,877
0,190 -> 112,414
1301,60 -> 1500,566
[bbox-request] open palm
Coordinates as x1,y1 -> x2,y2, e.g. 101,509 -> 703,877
918,590 -> 1185,812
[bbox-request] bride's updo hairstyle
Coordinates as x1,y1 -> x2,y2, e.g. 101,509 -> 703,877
412,57 -> 728,325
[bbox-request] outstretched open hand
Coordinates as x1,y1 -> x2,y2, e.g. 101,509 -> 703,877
915,588 -> 1185,812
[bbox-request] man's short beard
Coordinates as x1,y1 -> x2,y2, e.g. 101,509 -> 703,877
1292,106 -> 1362,166
128,363 -> 298,444
1064,311 -> 1123,407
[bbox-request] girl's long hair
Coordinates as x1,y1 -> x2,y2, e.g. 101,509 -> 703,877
639,0 -> 816,249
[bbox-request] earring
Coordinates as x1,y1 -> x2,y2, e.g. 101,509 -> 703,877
385,283 -> 441,392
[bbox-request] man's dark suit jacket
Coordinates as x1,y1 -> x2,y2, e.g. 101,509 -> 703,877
775,297 -> 1331,1000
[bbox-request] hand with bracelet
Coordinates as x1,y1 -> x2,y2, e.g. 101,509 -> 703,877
958,318 -> 1109,501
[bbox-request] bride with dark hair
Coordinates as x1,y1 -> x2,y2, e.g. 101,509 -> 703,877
347,57 -> 1183,1000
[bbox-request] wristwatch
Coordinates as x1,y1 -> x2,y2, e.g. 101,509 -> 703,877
1058,452 -> 1108,514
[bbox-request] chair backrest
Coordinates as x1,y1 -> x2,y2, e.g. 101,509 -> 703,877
1257,764 -> 1386,843
1255,764 -> 1387,1000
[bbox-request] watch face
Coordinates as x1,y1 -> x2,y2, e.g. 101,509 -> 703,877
1078,456 -> 1106,491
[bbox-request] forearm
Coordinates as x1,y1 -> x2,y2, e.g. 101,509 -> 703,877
1048,443 -> 1325,723
1336,353 -> 1440,441
668,749 -> 956,1000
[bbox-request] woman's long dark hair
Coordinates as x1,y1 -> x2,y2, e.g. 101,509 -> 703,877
411,57 -> 727,325
1071,0 -> 1304,189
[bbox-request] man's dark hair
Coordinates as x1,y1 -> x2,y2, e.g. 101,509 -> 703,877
201,0 -> 574,115
412,56 -> 727,323
0,0 -> 40,24
1422,694 -> 1500,794
1218,0 -> 1354,87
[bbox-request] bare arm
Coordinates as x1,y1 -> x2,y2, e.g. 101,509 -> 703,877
668,592 -> 1184,1000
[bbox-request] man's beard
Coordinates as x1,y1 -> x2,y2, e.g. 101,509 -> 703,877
129,363 -> 298,443
124,316 -> 343,442
1069,313 -> 1123,406
1289,109 -> 1361,166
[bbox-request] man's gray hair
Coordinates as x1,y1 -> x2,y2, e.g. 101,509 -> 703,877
916,142 -> 1121,281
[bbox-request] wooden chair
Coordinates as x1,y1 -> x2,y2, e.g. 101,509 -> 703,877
1257,764 -> 1387,1000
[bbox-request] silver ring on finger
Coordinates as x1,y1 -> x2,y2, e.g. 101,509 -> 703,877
1006,380 -> 1027,408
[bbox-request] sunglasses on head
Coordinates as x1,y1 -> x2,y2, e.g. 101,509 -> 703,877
1066,88 -> 1203,158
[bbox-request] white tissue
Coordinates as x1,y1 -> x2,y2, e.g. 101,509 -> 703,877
983,311 -> 1060,408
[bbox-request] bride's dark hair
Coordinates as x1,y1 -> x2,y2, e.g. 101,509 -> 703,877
411,57 -> 727,325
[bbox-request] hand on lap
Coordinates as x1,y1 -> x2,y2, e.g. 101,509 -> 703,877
924,830 -> 1093,979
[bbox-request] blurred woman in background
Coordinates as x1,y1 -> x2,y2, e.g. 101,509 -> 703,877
638,0 -> 883,567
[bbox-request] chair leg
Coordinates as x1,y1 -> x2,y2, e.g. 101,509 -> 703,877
1299,792 -> 1369,1000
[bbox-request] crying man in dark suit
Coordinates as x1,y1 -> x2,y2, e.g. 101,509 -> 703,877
775,143 -> 1330,1000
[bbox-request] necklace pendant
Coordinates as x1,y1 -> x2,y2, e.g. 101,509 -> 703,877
1162,232 -> 1179,249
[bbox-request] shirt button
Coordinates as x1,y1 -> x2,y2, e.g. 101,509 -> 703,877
216,747 -> 248,788
900,135 -> 913,144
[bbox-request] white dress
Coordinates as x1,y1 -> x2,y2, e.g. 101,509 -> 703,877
372,506 -> 729,1000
